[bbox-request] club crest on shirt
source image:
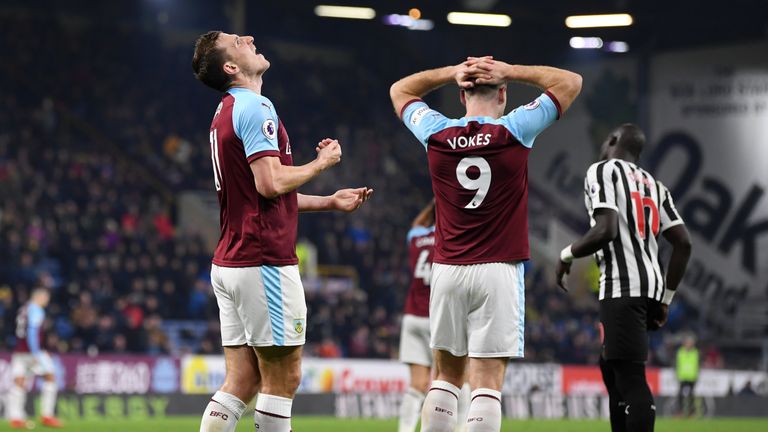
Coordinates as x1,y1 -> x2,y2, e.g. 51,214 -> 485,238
262,119 -> 277,140
524,99 -> 540,110
589,182 -> 601,196
293,318 -> 305,334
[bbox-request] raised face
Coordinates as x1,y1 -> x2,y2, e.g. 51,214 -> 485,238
217,32 -> 270,78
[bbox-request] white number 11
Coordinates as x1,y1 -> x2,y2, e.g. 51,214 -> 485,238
210,129 -> 222,191
456,156 -> 491,209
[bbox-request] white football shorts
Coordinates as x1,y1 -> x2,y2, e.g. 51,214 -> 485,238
11,352 -> 55,377
211,264 -> 307,347
399,314 -> 432,367
430,262 -> 525,358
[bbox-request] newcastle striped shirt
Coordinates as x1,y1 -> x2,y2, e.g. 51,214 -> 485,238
584,159 -> 684,301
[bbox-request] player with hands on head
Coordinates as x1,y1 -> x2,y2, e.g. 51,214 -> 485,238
192,30 -> 371,432
391,56 -> 581,432
556,123 -> 692,432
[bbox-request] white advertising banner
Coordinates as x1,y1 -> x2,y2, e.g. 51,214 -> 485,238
659,368 -> 767,397
648,42 -> 768,312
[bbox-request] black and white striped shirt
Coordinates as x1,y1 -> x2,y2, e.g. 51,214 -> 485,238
584,159 -> 684,301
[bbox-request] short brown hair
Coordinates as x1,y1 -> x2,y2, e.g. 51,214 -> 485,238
464,83 -> 502,99
192,31 -> 231,92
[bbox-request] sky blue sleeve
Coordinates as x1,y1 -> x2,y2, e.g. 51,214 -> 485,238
501,92 -> 561,148
401,100 -> 449,149
232,93 -> 279,159
407,226 -> 432,243
27,305 -> 44,356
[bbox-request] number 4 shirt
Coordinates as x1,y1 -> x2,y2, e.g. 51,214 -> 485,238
399,92 -> 561,265
405,225 -> 435,317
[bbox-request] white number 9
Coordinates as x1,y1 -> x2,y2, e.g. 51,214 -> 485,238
456,156 -> 491,209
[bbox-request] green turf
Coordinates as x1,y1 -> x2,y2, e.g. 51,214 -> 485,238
2,417 -> 767,431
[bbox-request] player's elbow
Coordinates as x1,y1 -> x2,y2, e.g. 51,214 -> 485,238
259,187 -> 281,199
567,72 -> 583,94
254,179 -> 281,199
260,189 -> 280,199
389,82 -> 402,102
554,72 -> 583,112
674,236 -> 693,254
598,223 -> 618,243
389,82 -> 408,114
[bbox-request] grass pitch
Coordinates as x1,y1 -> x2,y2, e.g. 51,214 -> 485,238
2,416 -> 766,431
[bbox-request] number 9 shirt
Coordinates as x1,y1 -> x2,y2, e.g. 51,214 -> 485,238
399,92 -> 561,265
399,92 -> 561,358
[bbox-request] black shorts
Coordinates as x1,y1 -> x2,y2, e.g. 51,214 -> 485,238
599,297 -> 650,361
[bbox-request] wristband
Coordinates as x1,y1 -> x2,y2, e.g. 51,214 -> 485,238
662,289 -> 675,305
560,245 -> 574,263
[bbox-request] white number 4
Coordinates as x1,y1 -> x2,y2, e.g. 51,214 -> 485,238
456,156 -> 491,209
414,250 -> 431,285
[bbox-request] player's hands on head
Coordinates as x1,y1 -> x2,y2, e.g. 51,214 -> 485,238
456,56 -> 506,88
555,260 -> 571,292
331,187 -> 374,212
455,56 -> 493,89
469,57 -> 510,87
316,138 -> 342,170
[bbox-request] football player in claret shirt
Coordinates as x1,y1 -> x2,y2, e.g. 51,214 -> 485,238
391,57 -> 581,431
192,31 -> 372,432
7,288 -> 62,429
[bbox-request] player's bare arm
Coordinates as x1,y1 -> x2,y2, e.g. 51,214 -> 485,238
650,224 -> 693,326
556,209 -> 618,291
469,59 -> 583,113
295,137 -> 373,212
250,138 -> 341,199
411,200 -> 435,228
389,60 -> 492,116
662,224 -> 692,295
297,188 -> 373,213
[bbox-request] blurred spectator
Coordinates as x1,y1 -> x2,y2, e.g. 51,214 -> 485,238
676,336 -> 700,417
316,338 -> 342,358
703,344 -> 725,368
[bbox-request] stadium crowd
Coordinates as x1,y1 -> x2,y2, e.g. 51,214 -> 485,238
0,10 -> 708,367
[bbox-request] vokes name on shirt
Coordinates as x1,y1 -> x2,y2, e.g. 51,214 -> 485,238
447,133 -> 493,150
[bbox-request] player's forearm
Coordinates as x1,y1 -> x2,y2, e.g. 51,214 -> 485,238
412,201 -> 435,227
390,66 -> 458,113
503,65 -> 582,112
267,161 -> 324,198
570,226 -> 613,258
297,193 -> 332,212
565,212 -> 617,260
664,242 -> 692,294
